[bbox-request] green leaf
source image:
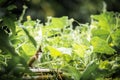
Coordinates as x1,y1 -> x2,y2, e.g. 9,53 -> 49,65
111,29 -> 120,48
91,37 -> 115,54
3,15 -> 16,34
99,60 -> 111,69
7,5 -> 17,10
91,12 -> 116,32
49,16 -> 69,28
18,47 -> 29,62
22,27 -> 37,48
42,16 -> 69,37
91,29 -> 110,40
23,20 -> 36,27
80,60 -> 98,80
42,28 -> 61,37
62,54 -> 72,62
57,47 -> 72,56
0,29 -> 17,55
0,54 -> 7,66
73,44 -> 88,58
62,65 -> 80,80
22,42 -> 36,56
47,46 -> 62,58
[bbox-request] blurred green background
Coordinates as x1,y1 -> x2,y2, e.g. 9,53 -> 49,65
0,0 -> 120,23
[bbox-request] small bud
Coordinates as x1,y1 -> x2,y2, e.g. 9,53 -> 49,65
27,16 -> 31,21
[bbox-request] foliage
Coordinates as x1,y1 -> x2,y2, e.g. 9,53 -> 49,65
37,12 -> 120,80
0,5 -> 120,80
39,12 -> 120,80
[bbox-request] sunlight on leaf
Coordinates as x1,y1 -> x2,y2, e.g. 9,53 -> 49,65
91,29 -> 110,40
99,60 -> 111,69
22,43 -> 36,56
91,37 -> 115,54
73,44 -> 88,58
57,47 -> 72,56
49,16 -> 69,28
111,29 -> 120,48
22,27 -> 37,48
91,12 -> 116,32
47,46 -> 62,58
